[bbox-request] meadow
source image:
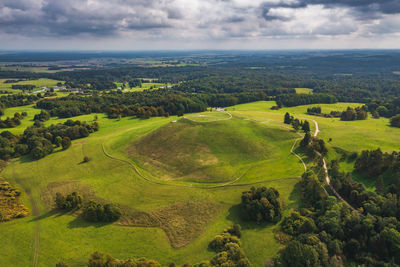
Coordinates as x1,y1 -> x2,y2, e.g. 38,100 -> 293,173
0,78 -> 63,93
0,100 -> 399,266
114,82 -> 171,92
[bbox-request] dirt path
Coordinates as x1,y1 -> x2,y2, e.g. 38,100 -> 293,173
311,120 -> 359,212
14,176 -> 40,267
182,111 -> 232,123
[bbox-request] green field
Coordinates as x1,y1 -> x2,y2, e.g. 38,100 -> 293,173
0,78 -> 63,92
114,82 -> 170,92
0,100 -> 399,266
295,88 -> 313,94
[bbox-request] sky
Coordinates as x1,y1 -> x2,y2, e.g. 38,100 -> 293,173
1,0 -> 400,50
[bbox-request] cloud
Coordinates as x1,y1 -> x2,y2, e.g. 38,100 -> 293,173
0,0 -> 399,49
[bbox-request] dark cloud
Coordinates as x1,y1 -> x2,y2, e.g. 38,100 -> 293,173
0,0 -> 399,42
260,0 -> 400,22
0,0 -> 173,37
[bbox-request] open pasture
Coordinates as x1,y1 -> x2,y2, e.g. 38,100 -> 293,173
0,100 -> 399,266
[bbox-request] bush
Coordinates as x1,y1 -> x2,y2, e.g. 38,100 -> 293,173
55,192 -> 83,211
241,186 -> 282,223
83,156 -> 90,162
61,137 -> 71,150
82,201 -> 121,222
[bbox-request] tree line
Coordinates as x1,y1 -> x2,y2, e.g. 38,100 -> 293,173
0,120 -> 99,160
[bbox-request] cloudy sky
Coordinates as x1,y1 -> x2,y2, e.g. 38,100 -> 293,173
1,0 -> 400,50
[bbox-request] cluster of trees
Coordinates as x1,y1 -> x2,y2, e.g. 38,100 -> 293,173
307,106 -> 321,115
300,132 -> 328,159
55,192 -> 83,211
307,107 -> 343,118
366,97 -> 400,119
340,106 -> 368,121
390,114 -> 400,127
0,120 -> 98,160
284,113 -> 311,132
82,201 -> 122,222
0,94 -> 42,109
128,79 -> 142,88
11,84 -> 35,91
355,148 -> 400,177
207,225 -> 250,267
0,112 -> 27,128
273,168 -> 400,266
241,186 -> 282,223
276,94 -> 337,107
33,110 -> 50,122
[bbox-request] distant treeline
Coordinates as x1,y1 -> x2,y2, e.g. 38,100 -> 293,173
11,84 -> 36,91
276,93 -> 337,107
36,89 -> 273,119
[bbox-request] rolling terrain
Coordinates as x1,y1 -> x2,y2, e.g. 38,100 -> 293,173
0,101 -> 399,266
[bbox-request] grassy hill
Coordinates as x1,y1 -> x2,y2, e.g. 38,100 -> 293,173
0,100 -> 399,266
128,115 -> 302,183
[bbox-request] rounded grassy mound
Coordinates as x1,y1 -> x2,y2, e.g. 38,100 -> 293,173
127,117 -> 299,183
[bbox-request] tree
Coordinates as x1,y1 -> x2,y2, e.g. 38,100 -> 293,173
376,106 -> 389,117
292,119 -> 301,132
55,136 -> 62,147
390,114 -> 400,128
284,112 -> 293,124
300,132 -> 312,148
61,137 -> 71,150
302,120 -> 311,132
376,175 -> 384,195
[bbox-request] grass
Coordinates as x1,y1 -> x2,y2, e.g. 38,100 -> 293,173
0,100 -> 399,266
113,82 -> 170,92
295,88 -> 313,94
0,107 -> 302,266
0,105 -> 41,134
128,116 -> 302,183
0,78 -> 63,92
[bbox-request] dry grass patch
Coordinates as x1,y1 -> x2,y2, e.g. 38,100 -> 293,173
41,180 -> 98,210
119,200 -> 221,248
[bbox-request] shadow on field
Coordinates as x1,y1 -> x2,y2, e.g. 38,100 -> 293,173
28,210 -> 62,222
288,182 -> 301,209
67,216 -> 110,229
226,204 -> 276,230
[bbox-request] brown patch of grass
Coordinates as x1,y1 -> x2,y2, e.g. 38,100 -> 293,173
127,122 -> 219,180
0,179 -> 29,221
41,180 -> 98,210
118,200 -> 220,248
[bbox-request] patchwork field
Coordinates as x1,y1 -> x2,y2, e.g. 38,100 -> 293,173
0,100 -> 399,266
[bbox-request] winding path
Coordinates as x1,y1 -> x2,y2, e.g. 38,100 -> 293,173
311,120 -> 358,212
